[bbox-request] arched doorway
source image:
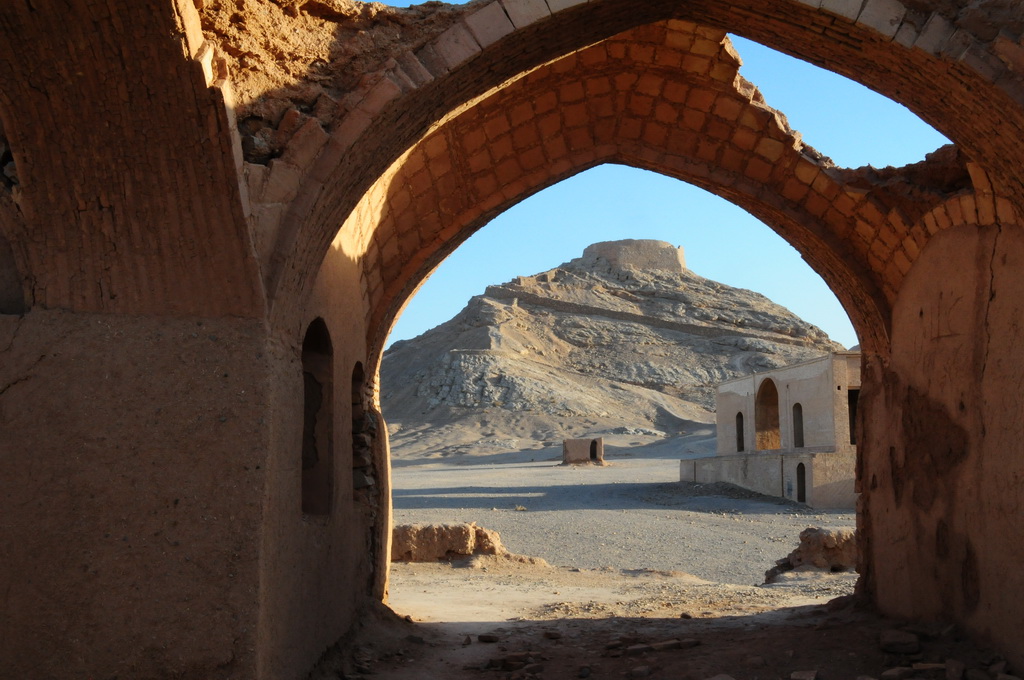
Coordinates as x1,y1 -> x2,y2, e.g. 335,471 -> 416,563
796,462 -> 807,503
755,379 -> 781,451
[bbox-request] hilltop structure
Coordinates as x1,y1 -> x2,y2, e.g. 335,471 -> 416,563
3,2 -> 1024,677
681,352 -> 860,508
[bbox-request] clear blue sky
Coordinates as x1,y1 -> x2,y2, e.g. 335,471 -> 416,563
383,23 -> 949,350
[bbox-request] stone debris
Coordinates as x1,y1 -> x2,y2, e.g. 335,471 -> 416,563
880,629 -> 922,654
791,671 -> 818,680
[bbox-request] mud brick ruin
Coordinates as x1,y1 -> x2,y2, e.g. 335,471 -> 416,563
2,1 -> 1024,678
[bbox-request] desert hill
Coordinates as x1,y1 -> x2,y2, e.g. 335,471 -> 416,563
380,240 -> 842,460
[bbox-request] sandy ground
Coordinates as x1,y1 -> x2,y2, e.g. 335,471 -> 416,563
310,436 -> 1005,679
390,433 -> 855,586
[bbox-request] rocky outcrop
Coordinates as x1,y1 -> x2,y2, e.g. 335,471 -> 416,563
381,240 -> 843,450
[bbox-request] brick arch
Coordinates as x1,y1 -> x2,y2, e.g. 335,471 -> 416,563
324,21 -> 949,367
260,0 -> 1024,334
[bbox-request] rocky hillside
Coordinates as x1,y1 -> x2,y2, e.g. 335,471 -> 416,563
380,240 -> 843,458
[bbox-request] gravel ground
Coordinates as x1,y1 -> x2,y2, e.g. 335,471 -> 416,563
391,441 -> 856,586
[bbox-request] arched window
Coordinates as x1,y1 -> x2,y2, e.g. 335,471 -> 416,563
351,362 -> 375,492
301,318 -> 333,515
754,379 -> 781,450
796,462 -> 807,503
792,402 -> 804,448
735,412 -> 745,452
848,389 -> 860,445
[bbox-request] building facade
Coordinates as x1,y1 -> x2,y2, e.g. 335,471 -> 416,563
681,352 -> 860,508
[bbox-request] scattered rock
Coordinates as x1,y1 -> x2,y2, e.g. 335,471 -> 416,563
880,630 -> 921,654
628,666 -> 652,678
791,671 -> 818,680
946,658 -> 966,680
990,661 -> 1009,675
649,639 -> 684,651
478,633 -> 500,643
881,668 -> 915,680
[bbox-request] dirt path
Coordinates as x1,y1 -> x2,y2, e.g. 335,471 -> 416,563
314,558 -> 995,680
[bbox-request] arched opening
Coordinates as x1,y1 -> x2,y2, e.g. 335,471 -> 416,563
796,462 -> 807,503
302,318 -> 334,516
735,412 -> 745,452
792,402 -> 804,449
253,3 -> 1024,675
755,379 -> 781,451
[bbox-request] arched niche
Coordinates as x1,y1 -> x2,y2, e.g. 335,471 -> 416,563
301,318 -> 334,516
755,378 -> 781,450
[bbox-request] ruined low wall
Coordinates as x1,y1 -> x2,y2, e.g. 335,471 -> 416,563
686,453 -> 784,498
391,523 -> 506,561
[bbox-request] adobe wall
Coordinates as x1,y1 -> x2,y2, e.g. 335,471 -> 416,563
860,216 -> 1024,667
692,453 -> 785,497
804,451 -> 858,509
0,310 -> 270,678
256,239 -> 385,678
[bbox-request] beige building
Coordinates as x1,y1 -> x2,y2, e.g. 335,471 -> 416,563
680,352 -> 860,508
